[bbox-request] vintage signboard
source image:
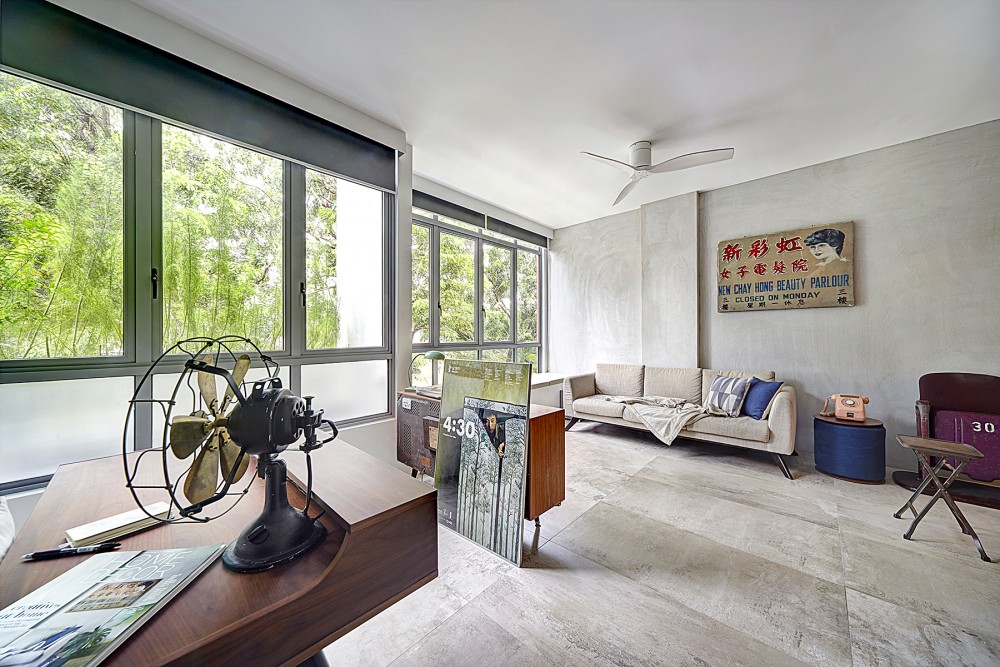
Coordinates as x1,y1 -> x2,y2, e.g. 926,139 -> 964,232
717,221 -> 855,313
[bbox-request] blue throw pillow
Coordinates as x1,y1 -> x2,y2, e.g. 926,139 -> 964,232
741,378 -> 784,420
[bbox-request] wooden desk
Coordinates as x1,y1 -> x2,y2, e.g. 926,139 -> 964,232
396,392 -> 566,521
0,445 -> 437,667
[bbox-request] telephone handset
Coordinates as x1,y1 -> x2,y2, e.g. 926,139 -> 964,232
821,394 -> 870,422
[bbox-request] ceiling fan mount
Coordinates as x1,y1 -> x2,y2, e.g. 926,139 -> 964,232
583,141 -> 735,206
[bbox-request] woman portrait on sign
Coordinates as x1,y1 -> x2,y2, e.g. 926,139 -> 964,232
804,228 -> 851,276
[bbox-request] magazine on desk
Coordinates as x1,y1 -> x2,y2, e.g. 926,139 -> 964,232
0,544 -> 224,666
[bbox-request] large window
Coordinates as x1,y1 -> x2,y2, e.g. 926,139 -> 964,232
411,207 -> 544,383
0,73 -> 124,359
0,71 -> 395,490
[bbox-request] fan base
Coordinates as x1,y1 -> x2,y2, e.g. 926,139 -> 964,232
223,519 -> 325,573
222,457 -> 327,573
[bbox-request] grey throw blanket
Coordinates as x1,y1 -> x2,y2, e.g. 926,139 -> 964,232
609,396 -> 723,445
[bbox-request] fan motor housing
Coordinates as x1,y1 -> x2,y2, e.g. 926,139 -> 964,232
228,378 -> 305,455
629,140 -> 652,168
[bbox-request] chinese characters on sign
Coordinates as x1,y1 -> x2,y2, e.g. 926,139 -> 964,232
717,221 -> 855,313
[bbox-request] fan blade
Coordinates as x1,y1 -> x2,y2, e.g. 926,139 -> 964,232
582,152 -> 636,174
219,428 -> 250,483
222,354 -> 251,413
197,354 -> 219,416
613,178 -> 642,206
649,148 -> 734,174
169,415 -> 210,459
183,434 -> 220,504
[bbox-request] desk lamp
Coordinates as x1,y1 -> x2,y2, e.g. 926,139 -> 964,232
406,350 -> 445,391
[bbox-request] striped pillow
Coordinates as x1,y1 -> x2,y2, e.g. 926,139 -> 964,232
706,375 -> 752,417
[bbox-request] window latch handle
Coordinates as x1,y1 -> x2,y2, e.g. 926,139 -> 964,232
151,268 -> 158,300
300,282 -> 307,308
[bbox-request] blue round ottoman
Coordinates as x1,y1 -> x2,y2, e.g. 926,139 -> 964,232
813,414 -> 886,483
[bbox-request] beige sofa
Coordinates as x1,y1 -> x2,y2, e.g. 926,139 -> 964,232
564,363 -> 797,479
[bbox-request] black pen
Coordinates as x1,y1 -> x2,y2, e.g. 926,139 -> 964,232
22,542 -> 122,561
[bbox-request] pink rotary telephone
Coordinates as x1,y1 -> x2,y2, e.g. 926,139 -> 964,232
821,394 -> 870,422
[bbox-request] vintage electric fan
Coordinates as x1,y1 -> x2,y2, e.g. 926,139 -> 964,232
122,336 -> 338,572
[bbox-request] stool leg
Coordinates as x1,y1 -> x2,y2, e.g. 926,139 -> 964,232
894,456 -> 945,519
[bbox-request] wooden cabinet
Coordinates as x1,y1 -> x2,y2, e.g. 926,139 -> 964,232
396,392 -> 565,520
524,404 -> 566,521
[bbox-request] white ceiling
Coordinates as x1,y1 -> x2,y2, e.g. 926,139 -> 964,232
129,0 -> 1000,229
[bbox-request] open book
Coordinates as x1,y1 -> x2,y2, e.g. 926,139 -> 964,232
0,544 -> 224,666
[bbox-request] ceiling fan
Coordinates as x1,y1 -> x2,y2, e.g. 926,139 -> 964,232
583,141 -> 735,206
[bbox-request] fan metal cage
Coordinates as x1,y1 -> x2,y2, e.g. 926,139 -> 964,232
122,335 -> 279,524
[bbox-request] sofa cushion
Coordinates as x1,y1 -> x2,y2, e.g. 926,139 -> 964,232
685,415 -> 771,443
701,369 -> 776,404
741,378 -> 785,420
595,363 -> 644,397
573,395 -> 627,418
706,375 -> 753,417
622,405 -> 645,423
643,367 -> 702,403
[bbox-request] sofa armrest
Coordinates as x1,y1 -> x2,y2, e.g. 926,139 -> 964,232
767,385 -> 797,455
564,373 -> 597,413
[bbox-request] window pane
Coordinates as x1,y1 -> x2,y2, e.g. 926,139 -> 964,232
438,232 -> 475,343
516,346 -> 538,372
481,348 -> 513,362
0,377 -> 133,483
411,224 -> 430,344
0,73 -> 124,359
301,361 -> 388,422
306,171 -> 383,349
483,244 -> 512,342
161,124 -> 283,349
517,250 -> 539,343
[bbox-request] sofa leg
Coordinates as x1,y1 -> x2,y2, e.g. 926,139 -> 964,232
772,453 -> 794,480
565,417 -> 580,432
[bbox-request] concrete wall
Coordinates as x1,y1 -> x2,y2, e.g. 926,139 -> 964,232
549,194 -> 700,374
549,209 -> 643,373
700,120 -> 1000,468
641,193 -> 699,368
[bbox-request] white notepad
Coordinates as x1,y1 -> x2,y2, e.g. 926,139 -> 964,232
64,501 -> 172,547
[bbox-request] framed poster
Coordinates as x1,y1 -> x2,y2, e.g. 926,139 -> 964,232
435,359 -> 531,565
717,221 -> 855,312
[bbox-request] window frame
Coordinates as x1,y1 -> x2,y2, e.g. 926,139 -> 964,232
411,210 -> 544,385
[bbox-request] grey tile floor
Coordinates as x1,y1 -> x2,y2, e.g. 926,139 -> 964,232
324,423 -> 1000,666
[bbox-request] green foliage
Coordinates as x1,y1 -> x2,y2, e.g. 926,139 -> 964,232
411,224 -> 430,343
483,244 -> 512,341
438,232 -> 475,342
305,170 -> 339,348
161,124 -> 283,348
0,73 -> 123,359
516,250 -> 538,343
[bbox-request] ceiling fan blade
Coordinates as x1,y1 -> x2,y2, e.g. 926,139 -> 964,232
219,428 -> 250,483
222,353 -> 251,412
649,148 -> 734,174
582,152 -> 636,174
183,434 -> 220,505
613,178 -> 641,206
197,353 -> 219,416
168,414 -> 210,459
